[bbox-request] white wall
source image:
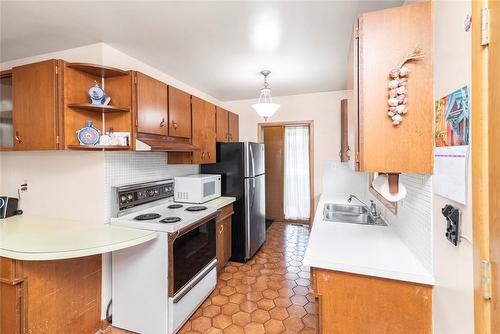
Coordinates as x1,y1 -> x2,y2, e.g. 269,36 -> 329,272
223,90 -> 350,204
432,1 -> 474,333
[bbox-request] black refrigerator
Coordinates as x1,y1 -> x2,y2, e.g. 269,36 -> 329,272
201,142 -> 266,262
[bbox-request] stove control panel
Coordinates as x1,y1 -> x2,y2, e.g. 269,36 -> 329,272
116,180 -> 174,210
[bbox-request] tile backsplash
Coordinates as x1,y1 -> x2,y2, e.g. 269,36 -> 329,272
103,152 -> 199,221
368,174 -> 433,272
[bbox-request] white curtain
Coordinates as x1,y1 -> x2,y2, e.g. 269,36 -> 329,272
284,126 -> 310,220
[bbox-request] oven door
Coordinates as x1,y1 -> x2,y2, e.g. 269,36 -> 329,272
169,214 -> 217,298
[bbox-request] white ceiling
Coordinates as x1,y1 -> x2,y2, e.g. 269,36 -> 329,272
0,1 -> 403,101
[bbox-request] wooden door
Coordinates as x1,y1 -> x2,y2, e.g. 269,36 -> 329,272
12,60 -> 60,150
263,126 -> 284,221
228,111 -> 239,142
472,0 -> 500,332
216,107 -> 228,142
358,2 -> 432,173
168,86 -> 191,138
135,72 -> 168,136
203,101 -> 217,163
340,99 -> 349,162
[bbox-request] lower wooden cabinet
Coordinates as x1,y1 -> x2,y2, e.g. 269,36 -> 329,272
0,255 -> 102,334
216,203 -> 234,271
313,268 -> 432,334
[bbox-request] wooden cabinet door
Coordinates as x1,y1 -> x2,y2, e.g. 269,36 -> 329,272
358,2 -> 432,173
12,60 -> 60,150
168,86 -> 191,138
191,96 -> 205,163
222,218 -> 232,266
135,72 -> 168,136
216,107 -> 229,142
204,102 -> 217,163
228,112 -> 239,142
216,220 -> 225,271
340,99 -> 349,162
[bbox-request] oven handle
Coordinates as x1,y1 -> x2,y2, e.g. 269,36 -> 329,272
172,258 -> 217,304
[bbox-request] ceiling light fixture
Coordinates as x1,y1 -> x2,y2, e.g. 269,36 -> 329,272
252,70 -> 280,121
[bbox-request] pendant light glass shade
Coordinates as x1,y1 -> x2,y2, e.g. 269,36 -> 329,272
252,70 -> 280,120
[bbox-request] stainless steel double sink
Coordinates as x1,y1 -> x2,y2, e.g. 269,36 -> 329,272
323,203 -> 387,226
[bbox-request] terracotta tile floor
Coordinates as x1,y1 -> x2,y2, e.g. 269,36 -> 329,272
178,222 -> 317,334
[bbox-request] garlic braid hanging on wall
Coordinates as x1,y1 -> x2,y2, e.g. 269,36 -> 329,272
387,48 -> 424,126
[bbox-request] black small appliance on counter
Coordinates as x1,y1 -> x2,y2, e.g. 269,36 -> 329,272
0,197 -> 22,219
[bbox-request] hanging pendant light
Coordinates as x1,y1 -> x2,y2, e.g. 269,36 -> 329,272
252,70 -> 280,121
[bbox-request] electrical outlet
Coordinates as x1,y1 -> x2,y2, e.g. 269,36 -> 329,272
20,181 -> 28,192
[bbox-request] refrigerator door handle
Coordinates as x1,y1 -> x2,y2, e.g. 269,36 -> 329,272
249,144 -> 255,177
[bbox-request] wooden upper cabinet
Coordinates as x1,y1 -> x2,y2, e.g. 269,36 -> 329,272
216,107 -> 229,142
191,96 -> 216,164
135,72 -> 168,136
12,60 -> 61,150
168,86 -> 191,139
203,102 -> 217,163
351,2 -> 433,173
228,112 -> 239,142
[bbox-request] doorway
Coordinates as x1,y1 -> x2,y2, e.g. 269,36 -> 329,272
258,121 -> 314,225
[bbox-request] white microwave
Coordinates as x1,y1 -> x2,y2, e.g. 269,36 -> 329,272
174,174 -> 221,204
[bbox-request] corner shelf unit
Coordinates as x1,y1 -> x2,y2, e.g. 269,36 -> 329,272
67,144 -> 131,151
67,103 -> 130,113
66,63 -> 129,78
62,62 -> 133,149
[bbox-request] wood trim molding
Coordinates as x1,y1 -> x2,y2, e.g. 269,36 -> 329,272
472,0 -> 500,332
257,121 -> 315,224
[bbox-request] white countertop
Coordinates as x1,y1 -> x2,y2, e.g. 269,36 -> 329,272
303,194 -> 434,285
205,196 -> 236,210
0,215 -> 157,261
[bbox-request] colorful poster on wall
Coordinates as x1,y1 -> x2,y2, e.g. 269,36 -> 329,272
433,86 -> 470,204
434,86 -> 470,147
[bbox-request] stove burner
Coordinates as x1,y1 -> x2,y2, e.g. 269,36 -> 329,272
168,204 -> 184,209
159,216 -> 182,224
186,206 -> 208,212
134,213 -> 161,221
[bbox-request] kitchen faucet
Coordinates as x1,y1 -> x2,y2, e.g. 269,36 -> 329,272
347,194 -> 379,217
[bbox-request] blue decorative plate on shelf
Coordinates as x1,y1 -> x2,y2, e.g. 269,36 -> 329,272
77,121 -> 100,145
88,81 -> 107,105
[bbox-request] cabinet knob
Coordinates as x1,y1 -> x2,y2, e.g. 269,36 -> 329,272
208,152 -> 211,159
172,121 -> 178,129
15,131 -> 22,143
160,118 -> 166,127
202,152 -> 205,159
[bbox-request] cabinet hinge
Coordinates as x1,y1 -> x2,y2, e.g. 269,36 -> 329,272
56,135 -> 60,145
135,118 -> 138,128
55,65 -> 59,75
481,7 -> 490,46
134,76 -> 138,84
482,260 -> 492,300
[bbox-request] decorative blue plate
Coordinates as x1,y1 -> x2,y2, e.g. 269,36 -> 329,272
77,121 -> 100,145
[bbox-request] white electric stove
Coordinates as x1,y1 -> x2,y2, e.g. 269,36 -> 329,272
110,179 -> 218,334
